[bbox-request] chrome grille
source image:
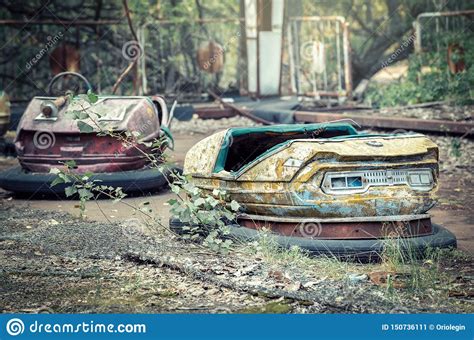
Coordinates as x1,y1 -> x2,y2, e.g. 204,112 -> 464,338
364,170 -> 408,185
322,168 -> 434,194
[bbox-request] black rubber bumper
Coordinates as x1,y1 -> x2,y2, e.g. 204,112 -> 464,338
0,165 -> 181,196
169,218 -> 457,260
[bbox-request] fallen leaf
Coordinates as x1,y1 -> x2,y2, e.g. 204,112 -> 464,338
369,271 -> 407,289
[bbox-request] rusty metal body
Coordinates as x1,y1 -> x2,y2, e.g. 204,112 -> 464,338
238,214 -> 433,240
184,122 -> 441,241
15,95 -> 169,173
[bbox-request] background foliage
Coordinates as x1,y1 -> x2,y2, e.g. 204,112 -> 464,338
0,0 -> 473,104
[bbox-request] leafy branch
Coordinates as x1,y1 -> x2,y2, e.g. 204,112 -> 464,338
50,90 -> 241,253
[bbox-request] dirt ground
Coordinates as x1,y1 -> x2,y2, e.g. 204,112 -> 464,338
0,119 -> 473,313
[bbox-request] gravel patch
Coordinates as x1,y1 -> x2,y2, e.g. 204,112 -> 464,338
171,115 -> 259,135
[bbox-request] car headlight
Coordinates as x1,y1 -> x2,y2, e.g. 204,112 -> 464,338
407,171 -> 433,186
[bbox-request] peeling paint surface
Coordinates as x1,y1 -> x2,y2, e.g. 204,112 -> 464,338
184,128 -> 439,219
184,130 -> 228,176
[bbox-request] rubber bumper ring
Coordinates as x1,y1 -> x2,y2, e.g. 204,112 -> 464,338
0,165 -> 182,196
169,217 -> 457,260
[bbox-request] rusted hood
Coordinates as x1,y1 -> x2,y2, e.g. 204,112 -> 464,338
238,135 -> 438,181
184,129 -> 438,182
16,96 -> 160,139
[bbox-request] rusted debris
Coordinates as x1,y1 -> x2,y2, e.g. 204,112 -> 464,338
294,111 -> 474,136
208,90 -> 272,125
447,43 -> 465,74
195,106 -> 236,119
197,41 -> 224,73
195,102 -> 473,136
49,44 -> 81,75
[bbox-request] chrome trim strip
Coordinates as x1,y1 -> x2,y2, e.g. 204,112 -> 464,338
238,213 -> 431,223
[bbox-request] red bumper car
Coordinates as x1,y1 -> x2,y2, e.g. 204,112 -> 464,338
0,73 -> 177,196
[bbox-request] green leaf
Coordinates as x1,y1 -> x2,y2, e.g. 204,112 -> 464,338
206,196 -> 219,208
58,173 -> 72,183
230,200 -> 241,212
64,160 -> 77,168
194,197 -> 205,207
77,121 -> 94,133
49,168 -> 61,175
65,186 -> 78,197
87,90 -> 98,104
84,171 -> 94,178
77,110 -> 90,120
50,177 -> 64,187
170,185 -> 180,194
222,210 -> 235,221
78,188 -> 94,200
70,110 -> 89,120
